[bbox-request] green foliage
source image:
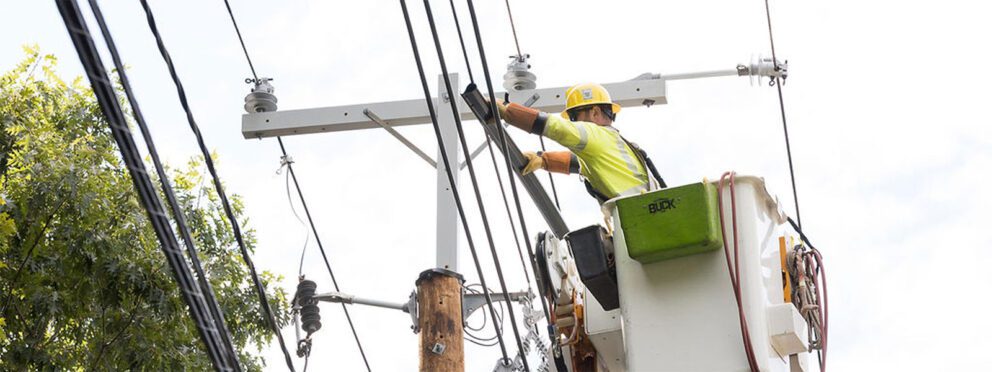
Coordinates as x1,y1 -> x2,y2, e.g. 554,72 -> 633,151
0,46 -> 288,370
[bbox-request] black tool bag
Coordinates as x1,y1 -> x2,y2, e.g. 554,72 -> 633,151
566,225 -> 619,311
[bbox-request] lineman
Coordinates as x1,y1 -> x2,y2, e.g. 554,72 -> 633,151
493,83 -> 666,204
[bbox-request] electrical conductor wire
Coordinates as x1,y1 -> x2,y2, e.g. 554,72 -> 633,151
218,1 -> 372,369
55,1 -> 236,369
448,0 -> 474,83
398,0 -> 511,361
420,2 -> 530,369
276,138 -> 372,372
222,0 -> 258,81
465,0 -> 555,352
763,0 -> 801,229
504,0 -> 522,58
87,0 -> 241,368
284,169 -> 311,278
137,1 -> 295,369
447,0 -> 531,286
484,138 -> 531,284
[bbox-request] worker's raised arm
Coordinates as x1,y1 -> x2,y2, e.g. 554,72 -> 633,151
499,102 -> 545,134
499,102 -> 588,152
521,151 -> 582,176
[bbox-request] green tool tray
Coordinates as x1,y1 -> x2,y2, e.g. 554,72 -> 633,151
615,181 -> 724,264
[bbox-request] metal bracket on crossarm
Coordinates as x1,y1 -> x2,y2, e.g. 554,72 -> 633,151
463,291 -> 534,322
364,109 -> 437,168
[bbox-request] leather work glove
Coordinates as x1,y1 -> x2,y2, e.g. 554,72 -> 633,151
483,99 -> 508,124
520,151 -> 544,176
495,99 -> 508,119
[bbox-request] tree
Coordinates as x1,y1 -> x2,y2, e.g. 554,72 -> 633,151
0,46 -> 289,370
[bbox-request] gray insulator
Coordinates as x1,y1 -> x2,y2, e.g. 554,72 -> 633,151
244,78 -> 278,113
503,54 -> 537,92
296,280 -> 322,335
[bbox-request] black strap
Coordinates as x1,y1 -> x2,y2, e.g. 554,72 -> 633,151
583,179 -> 611,204
620,135 -> 667,188
578,134 -> 667,204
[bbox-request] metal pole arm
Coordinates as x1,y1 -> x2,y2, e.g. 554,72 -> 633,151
314,291 -> 409,312
463,291 -> 533,320
631,57 -> 788,82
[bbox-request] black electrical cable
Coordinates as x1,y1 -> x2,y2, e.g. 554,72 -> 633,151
221,0 -> 257,81
447,0 -> 474,84
398,0 -> 511,360
484,138 -> 530,284
763,0 -> 801,229
420,2 -> 530,369
446,0 -> 530,286
135,1 -> 295,370
504,0 -> 522,59
55,1 -> 235,369
86,0 -> 241,369
504,91 -> 561,211
464,0 -> 554,352
502,0 -> 563,212
276,138 -> 372,372
217,1 -> 372,369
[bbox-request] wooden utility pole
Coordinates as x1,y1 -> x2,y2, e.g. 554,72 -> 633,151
417,269 -> 465,372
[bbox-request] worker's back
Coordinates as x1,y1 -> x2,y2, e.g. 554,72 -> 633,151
541,116 -> 650,200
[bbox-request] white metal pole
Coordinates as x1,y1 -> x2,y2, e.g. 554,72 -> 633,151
435,73 -> 461,271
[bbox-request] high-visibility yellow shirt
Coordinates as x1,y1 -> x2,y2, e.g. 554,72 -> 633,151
541,115 -> 650,199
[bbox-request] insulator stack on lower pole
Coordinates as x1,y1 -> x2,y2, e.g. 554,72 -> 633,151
297,280 -> 322,335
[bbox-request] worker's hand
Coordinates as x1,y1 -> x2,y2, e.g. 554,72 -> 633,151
483,99 -> 508,124
495,99 -> 508,119
520,151 -> 544,176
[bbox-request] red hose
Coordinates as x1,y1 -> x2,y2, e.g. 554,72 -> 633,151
718,172 -> 829,371
717,172 -> 759,371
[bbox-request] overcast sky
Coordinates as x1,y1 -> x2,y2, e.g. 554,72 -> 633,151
4,0 -> 991,370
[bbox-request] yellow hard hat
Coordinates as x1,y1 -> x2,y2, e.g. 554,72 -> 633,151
560,83 -> 622,119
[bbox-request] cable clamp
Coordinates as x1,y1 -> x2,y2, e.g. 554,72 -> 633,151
276,155 -> 294,175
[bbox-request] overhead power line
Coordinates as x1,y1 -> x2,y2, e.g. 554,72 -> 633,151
501,0 -> 561,210
763,0 -> 801,229
447,0 -> 531,288
86,0 -> 241,368
398,0 -> 512,362
464,0 -> 557,360
276,138 -> 373,372
136,0 -> 295,369
221,0 -> 258,81
55,0 -> 238,369
218,1 -> 372,369
504,0 -> 522,58
420,0 -> 530,369
448,0 -> 475,83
